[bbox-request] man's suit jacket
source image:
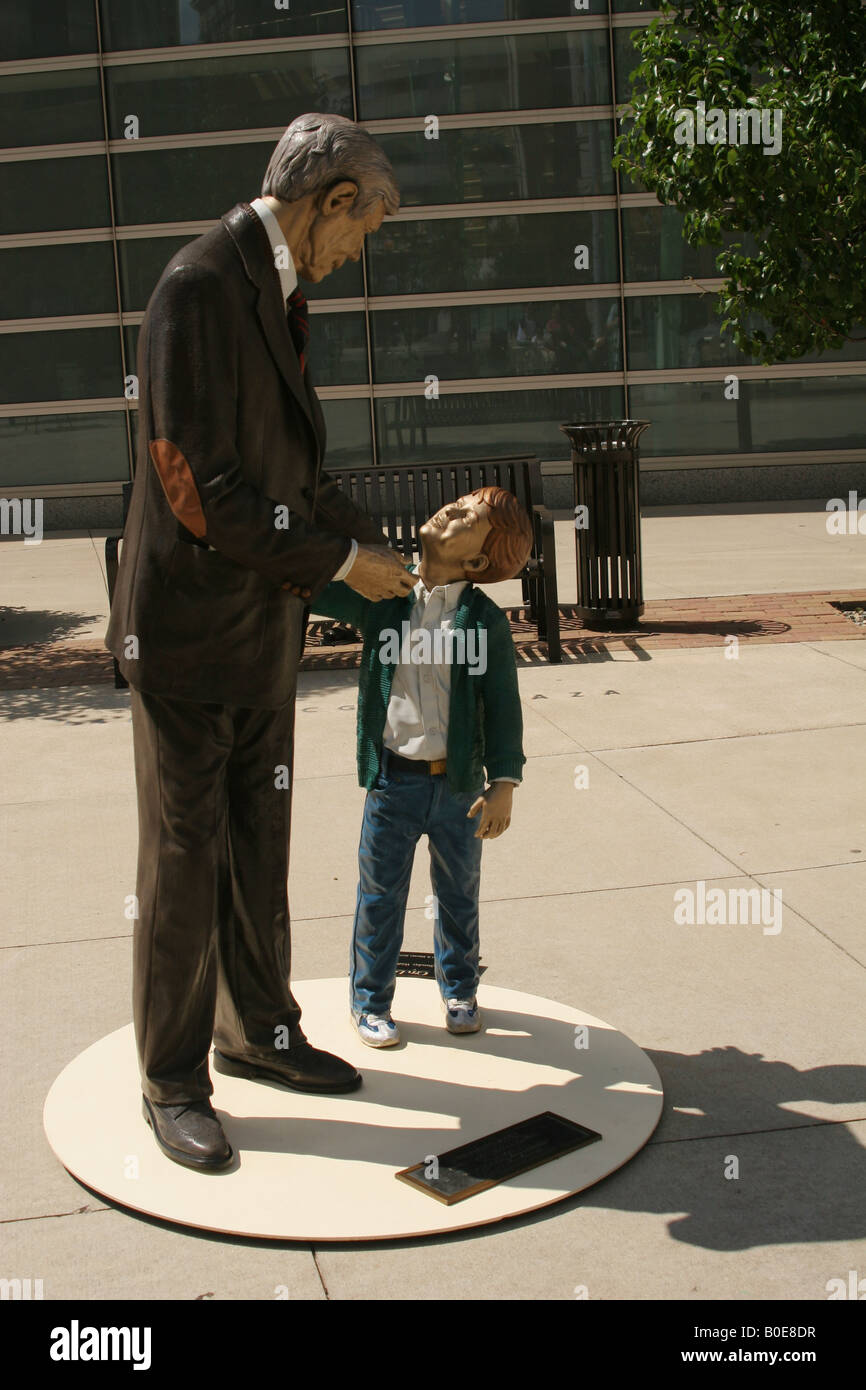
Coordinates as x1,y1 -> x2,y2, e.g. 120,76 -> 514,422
105,201 -> 385,707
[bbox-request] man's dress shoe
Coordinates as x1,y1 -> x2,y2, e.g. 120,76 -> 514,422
142,1095 -> 234,1171
213,1041 -> 361,1093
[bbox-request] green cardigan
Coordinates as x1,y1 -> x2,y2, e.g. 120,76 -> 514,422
311,567 -> 525,794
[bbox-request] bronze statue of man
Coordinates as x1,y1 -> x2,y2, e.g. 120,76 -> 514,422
106,113 -> 414,1171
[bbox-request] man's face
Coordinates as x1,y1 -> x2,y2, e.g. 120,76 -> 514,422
298,193 -> 386,282
418,495 -> 492,576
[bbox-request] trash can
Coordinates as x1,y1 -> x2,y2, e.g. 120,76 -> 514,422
560,419 -> 651,628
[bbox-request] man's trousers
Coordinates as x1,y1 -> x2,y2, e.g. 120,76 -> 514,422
129,688 -> 305,1105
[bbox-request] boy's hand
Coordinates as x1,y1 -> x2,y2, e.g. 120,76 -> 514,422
467,782 -> 514,839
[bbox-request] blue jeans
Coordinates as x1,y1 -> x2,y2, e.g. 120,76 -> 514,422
349,747 -> 484,1016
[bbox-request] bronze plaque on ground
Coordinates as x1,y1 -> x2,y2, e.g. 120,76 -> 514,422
395,950 -> 486,979
396,1111 -> 602,1204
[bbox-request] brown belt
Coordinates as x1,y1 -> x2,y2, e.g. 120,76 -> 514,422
384,749 -> 447,777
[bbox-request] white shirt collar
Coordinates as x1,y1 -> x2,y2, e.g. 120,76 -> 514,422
413,575 -> 469,614
250,196 -> 298,303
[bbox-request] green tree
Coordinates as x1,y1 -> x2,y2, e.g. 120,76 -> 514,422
614,1 -> 866,362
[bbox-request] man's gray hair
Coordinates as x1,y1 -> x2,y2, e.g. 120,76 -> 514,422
262,113 -> 400,219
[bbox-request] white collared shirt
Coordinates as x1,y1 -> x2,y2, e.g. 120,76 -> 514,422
250,195 -> 297,300
249,196 -> 356,582
381,578 -> 518,783
383,577 -> 469,763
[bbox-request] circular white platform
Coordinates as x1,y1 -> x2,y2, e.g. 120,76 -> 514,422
44,978 -> 663,1241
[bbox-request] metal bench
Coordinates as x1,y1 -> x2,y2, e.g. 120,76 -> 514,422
321,454 -> 561,661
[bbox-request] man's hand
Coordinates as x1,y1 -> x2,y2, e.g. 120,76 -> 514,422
467,782 -> 514,839
343,544 -> 415,601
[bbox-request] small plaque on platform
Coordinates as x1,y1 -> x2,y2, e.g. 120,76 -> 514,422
396,950 -> 486,979
396,1111 -> 602,1204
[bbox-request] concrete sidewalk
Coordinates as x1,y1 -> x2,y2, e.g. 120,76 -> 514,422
1,502 -> 864,1300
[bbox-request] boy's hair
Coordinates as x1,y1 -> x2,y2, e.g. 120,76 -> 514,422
464,486 -> 533,583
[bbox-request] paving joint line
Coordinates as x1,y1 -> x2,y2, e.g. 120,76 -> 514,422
0,932 -> 132,951
563,745 -> 761,885
748,871 -> 866,973
182,864 -> 865,927
0,1204 -> 111,1225
805,642 -> 866,672
3,857 -> 864,948
647,1115 -> 866,1147
310,1246 -> 331,1298
571,747 -> 847,934
576,750 -> 866,972
290,718 -> 866,777
550,722 -> 866,756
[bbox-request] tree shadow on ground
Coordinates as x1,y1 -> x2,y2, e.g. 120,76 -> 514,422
0,683 -> 130,725
0,606 -> 104,648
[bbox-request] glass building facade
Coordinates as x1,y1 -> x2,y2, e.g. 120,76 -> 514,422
1,1 -> 864,515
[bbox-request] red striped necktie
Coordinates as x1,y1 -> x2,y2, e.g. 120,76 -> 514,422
286,287 -> 309,373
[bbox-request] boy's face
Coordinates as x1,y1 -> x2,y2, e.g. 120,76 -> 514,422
418,495 -> 492,577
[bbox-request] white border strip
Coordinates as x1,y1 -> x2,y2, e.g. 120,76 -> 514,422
0,12 -> 660,79
543,448 -> 866,473
0,106 -> 617,163
2,363 -> 865,416
0,193 -> 663,249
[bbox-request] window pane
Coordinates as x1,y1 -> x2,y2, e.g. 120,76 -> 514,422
0,0 -> 96,60
320,397 -> 373,468
0,411 -> 128,486
0,67 -> 104,147
374,384 -> 625,466
629,376 -> 866,457
104,49 -> 352,140
377,120 -> 614,205
622,206 -> 735,282
626,294 -> 866,372
626,294 -> 753,372
368,210 -> 618,295
628,382 -> 740,456
101,0 -> 346,50
307,312 -> 369,385
0,243 -> 116,319
112,141 -> 273,224
750,377 -> 866,452
0,328 -> 122,405
372,298 -> 621,382
356,30 -> 611,120
0,157 -> 111,235
613,27 -> 644,105
614,116 -> 649,194
797,332 -> 866,366
352,0 -> 608,28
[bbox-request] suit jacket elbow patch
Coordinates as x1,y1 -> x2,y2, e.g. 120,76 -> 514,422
149,438 -> 207,539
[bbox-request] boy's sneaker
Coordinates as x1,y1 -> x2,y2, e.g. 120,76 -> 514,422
352,1012 -> 400,1047
443,998 -> 482,1034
